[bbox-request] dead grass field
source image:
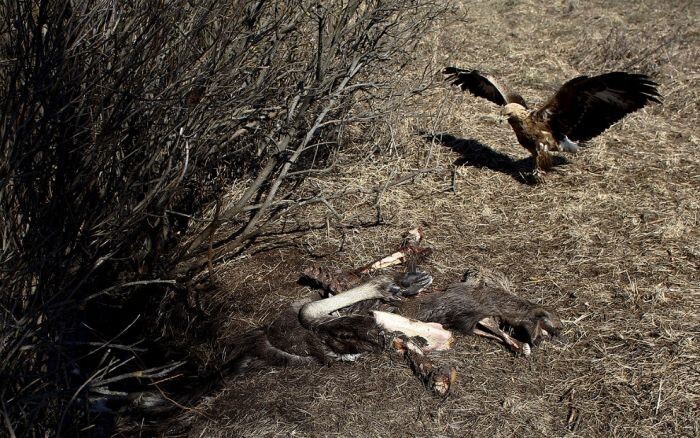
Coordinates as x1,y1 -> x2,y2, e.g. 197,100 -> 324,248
164,1 -> 698,436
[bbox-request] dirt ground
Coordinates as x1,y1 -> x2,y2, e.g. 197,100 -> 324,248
166,1 -> 698,436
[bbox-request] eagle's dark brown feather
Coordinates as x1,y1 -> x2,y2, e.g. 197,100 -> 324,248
534,72 -> 661,142
444,67 -> 661,180
443,67 -> 528,108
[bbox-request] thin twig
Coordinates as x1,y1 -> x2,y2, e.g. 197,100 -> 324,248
83,280 -> 178,303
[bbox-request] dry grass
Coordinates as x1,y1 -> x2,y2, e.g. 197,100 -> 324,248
162,0 -> 699,436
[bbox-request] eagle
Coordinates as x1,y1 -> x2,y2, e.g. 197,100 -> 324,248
443,67 -> 661,181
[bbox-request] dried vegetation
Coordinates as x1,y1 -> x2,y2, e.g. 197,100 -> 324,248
2,0 -> 698,436
181,1 -> 698,437
0,0 -> 447,435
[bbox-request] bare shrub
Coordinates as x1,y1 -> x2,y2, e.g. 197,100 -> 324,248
0,0 -> 449,435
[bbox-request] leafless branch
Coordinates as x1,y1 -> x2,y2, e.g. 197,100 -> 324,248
0,0 -> 451,433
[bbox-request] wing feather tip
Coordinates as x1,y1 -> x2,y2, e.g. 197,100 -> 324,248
443,66 -> 471,77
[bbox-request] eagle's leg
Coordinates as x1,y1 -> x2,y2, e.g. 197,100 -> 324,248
532,144 -> 553,182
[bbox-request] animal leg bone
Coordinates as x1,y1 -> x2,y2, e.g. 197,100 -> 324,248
475,317 -> 531,356
358,246 -> 433,273
373,311 -> 454,352
299,277 -> 394,327
357,227 -> 432,273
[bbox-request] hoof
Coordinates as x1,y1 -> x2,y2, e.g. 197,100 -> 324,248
398,271 -> 433,296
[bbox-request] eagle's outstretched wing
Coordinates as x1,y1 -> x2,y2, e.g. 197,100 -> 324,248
534,72 -> 661,142
443,67 -> 528,108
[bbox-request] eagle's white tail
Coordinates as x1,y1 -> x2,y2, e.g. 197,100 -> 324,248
558,136 -> 579,153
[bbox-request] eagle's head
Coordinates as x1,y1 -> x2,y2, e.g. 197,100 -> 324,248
501,103 -> 528,123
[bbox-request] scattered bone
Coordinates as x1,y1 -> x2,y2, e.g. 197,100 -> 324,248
358,246 -> 433,273
373,311 -> 454,352
475,317 -> 531,356
358,227 -> 432,273
302,227 -> 432,295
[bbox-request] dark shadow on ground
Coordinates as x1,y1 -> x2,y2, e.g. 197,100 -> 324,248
422,132 -> 569,185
